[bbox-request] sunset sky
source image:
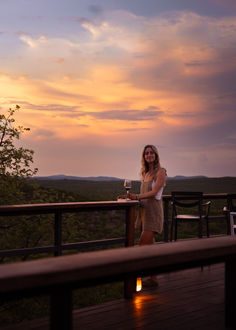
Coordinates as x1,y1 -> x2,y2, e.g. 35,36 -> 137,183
0,0 -> 236,179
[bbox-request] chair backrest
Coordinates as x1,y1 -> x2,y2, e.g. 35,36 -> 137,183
171,191 -> 203,216
227,194 -> 236,212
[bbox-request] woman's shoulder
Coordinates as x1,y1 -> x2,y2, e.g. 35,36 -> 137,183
154,168 -> 166,180
157,167 -> 167,175
160,167 -> 167,175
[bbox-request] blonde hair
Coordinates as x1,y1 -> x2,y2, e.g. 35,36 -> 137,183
140,144 -> 161,179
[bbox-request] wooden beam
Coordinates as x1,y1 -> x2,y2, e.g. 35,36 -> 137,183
50,288 -> 72,330
1,236 -> 236,295
0,193 -> 228,216
1,236 -> 236,330
225,255 -> 236,327
0,200 -> 140,216
124,205 -> 136,299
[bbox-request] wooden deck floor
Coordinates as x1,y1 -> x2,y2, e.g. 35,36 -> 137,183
1,263 -> 229,330
74,263 -> 226,330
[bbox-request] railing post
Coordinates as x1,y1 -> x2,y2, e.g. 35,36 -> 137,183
124,205 -> 136,299
125,205 -> 136,247
226,196 -> 231,235
225,255 -> 236,327
50,288 -> 73,330
163,198 -> 169,242
54,210 -> 62,257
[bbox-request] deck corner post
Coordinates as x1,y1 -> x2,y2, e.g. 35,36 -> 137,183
124,277 -> 136,299
225,255 -> 236,328
54,210 -> 62,256
50,288 -> 73,330
163,198 -> 169,242
124,205 -> 136,299
125,205 -> 136,247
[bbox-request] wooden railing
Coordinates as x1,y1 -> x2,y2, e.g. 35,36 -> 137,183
162,193 -> 228,241
0,200 -> 139,258
0,193 -> 229,259
0,193 -> 233,329
1,236 -> 236,329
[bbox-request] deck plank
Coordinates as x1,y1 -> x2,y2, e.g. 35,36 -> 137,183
1,263 -> 228,330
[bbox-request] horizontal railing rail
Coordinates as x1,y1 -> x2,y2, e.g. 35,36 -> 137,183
0,236 -> 236,329
0,193 -> 230,258
0,200 -> 139,258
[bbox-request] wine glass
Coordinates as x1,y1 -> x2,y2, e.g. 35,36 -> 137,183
124,179 -> 132,200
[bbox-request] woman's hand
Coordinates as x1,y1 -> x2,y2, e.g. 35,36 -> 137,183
117,194 -> 127,199
118,193 -> 138,200
127,193 -> 138,200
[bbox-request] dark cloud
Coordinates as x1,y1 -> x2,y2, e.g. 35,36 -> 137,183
166,111 -> 201,118
162,118 -> 236,148
9,101 -> 80,113
33,129 -> 55,137
38,85 -> 92,101
32,104 -> 79,112
72,17 -> 93,24
112,127 -> 149,132
102,0 -> 235,18
130,57 -> 236,101
20,16 -> 43,21
204,69 -> 236,96
184,60 -> 213,67
7,100 -> 163,122
216,93 -> 236,100
88,5 -> 104,15
78,107 -> 163,121
209,0 -> 236,10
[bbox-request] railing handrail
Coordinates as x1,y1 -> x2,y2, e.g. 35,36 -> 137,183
0,200 -> 139,215
0,195 -> 234,329
0,193 -> 228,212
0,193 -> 230,256
1,236 -> 236,329
0,200 -> 139,259
0,236 -> 235,294
163,192 -> 228,201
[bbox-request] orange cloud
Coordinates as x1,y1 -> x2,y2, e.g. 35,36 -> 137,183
1,8 -> 236,177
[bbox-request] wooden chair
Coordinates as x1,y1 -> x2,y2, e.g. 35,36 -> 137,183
224,194 -> 236,235
170,191 -> 211,241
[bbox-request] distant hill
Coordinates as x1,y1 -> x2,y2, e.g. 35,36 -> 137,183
34,174 -> 208,181
164,176 -> 236,194
34,174 -> 122,181
166,175 -> 207,180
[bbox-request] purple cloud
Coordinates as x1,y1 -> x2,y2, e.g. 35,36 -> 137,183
79,107 -> 163,121
88,5 -> 104,15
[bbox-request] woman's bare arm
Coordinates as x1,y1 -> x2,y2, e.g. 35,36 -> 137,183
128,168 -> 166,200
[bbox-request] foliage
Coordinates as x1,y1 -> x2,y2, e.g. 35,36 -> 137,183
164,176 -> 236,194
30,178 -> 141,201
33,176 -> 236,200
0,105 -> 38,178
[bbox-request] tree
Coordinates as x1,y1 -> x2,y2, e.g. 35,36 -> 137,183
0,105 -> 38,177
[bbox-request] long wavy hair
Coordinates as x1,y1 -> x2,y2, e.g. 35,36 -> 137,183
140,145 -> 161,179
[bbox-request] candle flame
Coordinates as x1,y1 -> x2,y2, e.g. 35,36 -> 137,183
136,277 -> 142,292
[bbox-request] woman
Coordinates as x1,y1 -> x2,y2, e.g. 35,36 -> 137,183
123,145 -> 166,287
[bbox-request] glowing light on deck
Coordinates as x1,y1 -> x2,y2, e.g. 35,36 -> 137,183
136,277 -> 142,292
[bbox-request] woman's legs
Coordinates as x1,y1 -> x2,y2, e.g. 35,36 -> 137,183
139,230 -> 158,284
139,230 -> 155,245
